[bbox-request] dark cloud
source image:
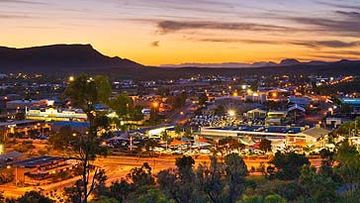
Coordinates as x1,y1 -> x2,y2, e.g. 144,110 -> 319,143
292,40 -> 360,48
194,37 -> 360,50
322,50 -> 360,56
157,20 -> 293,34
315,1 -> 360,10
335,10 -> 360,18
0,13 -> 35,19
289,11 -> 360,37
0,0 -> 48,5
197,38 -> 284,44
151,41 -> 160,47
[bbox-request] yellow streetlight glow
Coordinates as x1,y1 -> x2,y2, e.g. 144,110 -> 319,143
228,109 -> 236,117
152,101 -> 159,109
69,76 -> 75,82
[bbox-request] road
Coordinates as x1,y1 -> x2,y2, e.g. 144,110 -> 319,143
1,154 -> 322,199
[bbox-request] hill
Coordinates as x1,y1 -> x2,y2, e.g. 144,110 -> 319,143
0,44 -> 143,73
0,44 -> 359,80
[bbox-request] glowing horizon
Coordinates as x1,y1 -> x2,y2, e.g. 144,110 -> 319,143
1,0 -> 359,66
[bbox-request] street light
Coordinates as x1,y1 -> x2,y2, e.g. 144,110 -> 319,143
152,101 -> 159,109
228,109 -> 236,117
69,76 -> 75,82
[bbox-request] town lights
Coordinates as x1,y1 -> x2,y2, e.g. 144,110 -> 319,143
228,109 -> 236,117
68,76 -> 75,82
272,92 -> 278,98
152,101 -> 159,109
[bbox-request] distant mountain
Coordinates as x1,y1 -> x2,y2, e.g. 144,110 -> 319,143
0,44 -> 143,73
0,44 -> 359,79
161,58 -> 303,68
279,58 -> 300,66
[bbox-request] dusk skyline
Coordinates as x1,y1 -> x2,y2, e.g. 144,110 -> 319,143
1,0 -> 359,65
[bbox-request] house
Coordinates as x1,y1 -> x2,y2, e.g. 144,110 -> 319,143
287,104 -> 306,123
246,108 -> 267,119
265,111 -> 288,125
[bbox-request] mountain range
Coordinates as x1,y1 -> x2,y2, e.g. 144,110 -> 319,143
0,44 -> 359,79
160,58 -> 331,68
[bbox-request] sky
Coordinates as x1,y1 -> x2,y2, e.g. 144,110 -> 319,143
0,0 -> 359,66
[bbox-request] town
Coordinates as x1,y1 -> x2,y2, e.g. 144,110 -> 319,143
1,0 -> 360,202
0,71 -> 359,202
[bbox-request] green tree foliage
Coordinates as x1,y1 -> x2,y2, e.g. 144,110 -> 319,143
157,156 -> 196,203
198,93 -> 208,106
239,194 -> 287,203
90,196 -> 119,203
48,126 -> 77,150
92,163 -> 156,203
16,191 -> 54,203
333,117 -> 360,136
224,153 -> 248,203
127,162 -> 155,188
269,151 -> 310,180
109,92 -> 134,119
299,165 -> 338,202
196,156 -> 226,203
259,139 -> 272,152
64,74 -> 111,203
334,140 -> 360,194
136,188 -> 172,203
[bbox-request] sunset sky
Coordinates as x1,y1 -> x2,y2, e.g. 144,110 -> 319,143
1,0 -> 359,66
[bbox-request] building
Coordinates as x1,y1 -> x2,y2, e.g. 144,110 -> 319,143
10,156 -> 78,185
26,107 -> 87,121
51,121 -> 90,134
287,104 -> 306,123
288,96 -> 311,107
244,92 -> 267,103
6,99 -> 54,110
340,98 -> 360,115
0,120 -> 50,137
265,111 -> 288,125
245,108 -> 267,119
200,125 -> 329,146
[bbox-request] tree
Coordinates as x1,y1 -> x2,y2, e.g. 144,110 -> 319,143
269,151 -> 310,180
105,179 -> 133,202
90,196 -> 119,203
299,165 -> 338,202
196,156 -> 225,203
64,74 -> 111,203
198,93 -> 208,106
127,162 -> 155,188
334,140 -> 360,194
157,156 -> 196,203
17,191 -> 53,203
49,126 -> 77,150
161,131 -> 172,150
259,139 -> 272,153
240,194 -> 287,203
224,153 -> 248,203
136,188 -> 170,203
109,92 -> 134,119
